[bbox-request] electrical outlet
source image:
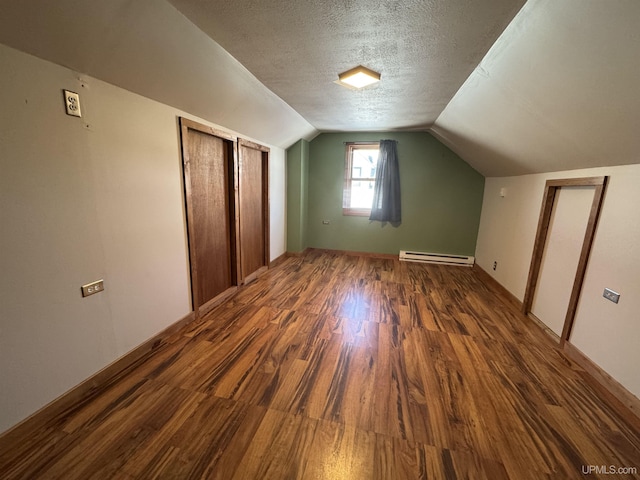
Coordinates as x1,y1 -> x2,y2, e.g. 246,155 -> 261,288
81,279 -> 104,297
322,220 -> 330,225
603,288 -> 620,304
63,90 -> 82,117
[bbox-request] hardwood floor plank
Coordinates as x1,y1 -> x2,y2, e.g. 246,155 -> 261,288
1,250 -> 639,479
231,409 -> 318,479
39,382 -> 197,479
137,396 -> 266,479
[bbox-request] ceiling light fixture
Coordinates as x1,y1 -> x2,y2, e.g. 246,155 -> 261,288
337,65 -> 381,89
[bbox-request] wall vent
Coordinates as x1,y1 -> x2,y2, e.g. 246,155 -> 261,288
399,250 -> 474,267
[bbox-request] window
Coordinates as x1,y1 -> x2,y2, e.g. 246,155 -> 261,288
343,142 -> 379,216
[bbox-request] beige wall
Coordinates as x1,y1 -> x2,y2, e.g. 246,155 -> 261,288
476,165 -> 640,399
530,186 -> 594,336
270,148 -> 286,260
0,44 -> 286,433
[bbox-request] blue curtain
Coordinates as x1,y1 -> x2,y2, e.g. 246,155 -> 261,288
369,139 -> 401,223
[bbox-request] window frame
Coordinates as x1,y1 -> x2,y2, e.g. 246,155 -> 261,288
342,142 -> 379,216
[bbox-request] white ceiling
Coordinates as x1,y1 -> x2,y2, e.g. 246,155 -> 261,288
432,0 -> 640,176
1,0 -> 639,177
0,0 -> 317,148
167,0 -> 525,132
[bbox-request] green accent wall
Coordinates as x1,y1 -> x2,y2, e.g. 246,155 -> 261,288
286,139 -> 309,253
287,131 -> 484,256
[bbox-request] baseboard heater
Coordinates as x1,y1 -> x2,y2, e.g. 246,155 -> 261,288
399,250 -> 475,267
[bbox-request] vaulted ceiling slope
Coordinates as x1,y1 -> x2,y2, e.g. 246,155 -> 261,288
0,0 -> 317,148
432,0 -> 640,176
167,0 -> 525,132
1,1 -> 638,177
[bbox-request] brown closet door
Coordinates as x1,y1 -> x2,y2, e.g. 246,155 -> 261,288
181,118 -> 238,313
238,140 -> 269,282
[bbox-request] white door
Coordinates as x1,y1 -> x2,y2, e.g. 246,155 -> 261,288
531,186 -> 594,336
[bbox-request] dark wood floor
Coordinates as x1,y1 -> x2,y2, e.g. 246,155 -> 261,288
1,250 -> 639,479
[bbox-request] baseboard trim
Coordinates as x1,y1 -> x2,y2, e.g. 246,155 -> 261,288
473,264 -> 640,427
285,248 -> 311,257
0,310 -> 195,448
198,286 -> 238,318
307,247 -> 397,260
270,252 -> 289,267
527,312 -> 561,343
472,264 -> 523,311
0,255 -> 299,445
563,342 -> 640,430
5,257 -> 638,447
243,265 -> 269,286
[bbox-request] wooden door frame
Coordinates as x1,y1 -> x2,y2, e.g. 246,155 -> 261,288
237,138 -> 270,284
522,176 -> 608,346
179,117 -> 241,318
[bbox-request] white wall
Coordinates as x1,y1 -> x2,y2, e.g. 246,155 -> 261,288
530,187 -> 594,336
270,148 -> 287,260
476,165 -> 640,399
0,1 -> 318,149
0,44 -> 286,433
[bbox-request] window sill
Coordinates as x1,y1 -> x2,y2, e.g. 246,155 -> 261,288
343,208 -> 371,217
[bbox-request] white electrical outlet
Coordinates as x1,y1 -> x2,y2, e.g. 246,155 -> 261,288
603,288 -> 620,304
64,90 -> 82,117
81,279 -> 104,297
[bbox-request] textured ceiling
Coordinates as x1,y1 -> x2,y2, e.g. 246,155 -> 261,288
1,0 -> 639,176
0,0 -> 317,148
167,0 -> 525,132
432,0 -> 640,176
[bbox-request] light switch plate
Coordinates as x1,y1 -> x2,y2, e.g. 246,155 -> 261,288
603,288 -> 620,304
81,279 -> 104,297
64,90 -> 82,117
